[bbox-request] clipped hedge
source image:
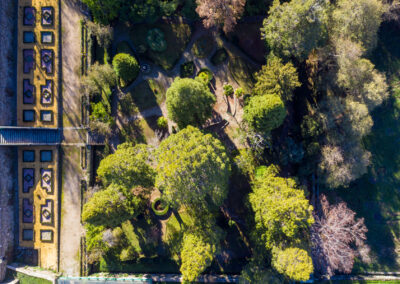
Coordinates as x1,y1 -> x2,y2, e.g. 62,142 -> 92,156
196,68 -> 213,84
151,197 -> 169,216
180,61 -> 195,78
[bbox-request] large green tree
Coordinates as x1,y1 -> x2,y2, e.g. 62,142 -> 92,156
180,232 -> 217,282
82,184 -> 143,227
253,56 -> 301,102
244,94 -> 286,133
166,78 -> 216,128
261,0 -> 329,60
332,0 -> 385,52
97,143 -> 156,189
155,126 -> 231,216
249,165 -> 314,249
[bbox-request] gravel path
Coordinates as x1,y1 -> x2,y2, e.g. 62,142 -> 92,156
0,0 -> 17,281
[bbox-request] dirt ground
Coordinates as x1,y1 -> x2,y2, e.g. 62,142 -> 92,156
59,0 -> 86,276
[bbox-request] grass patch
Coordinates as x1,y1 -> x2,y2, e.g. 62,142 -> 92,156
115,41 -> 135,56
227,52 -> 257,93
7,271 -> 51,284
99,256 -> 179,274
121,79 -> 165,113
129,22 -> 192,70
191,35 -> 215,58
139,116 -> 160,145
211,48 -> 228,65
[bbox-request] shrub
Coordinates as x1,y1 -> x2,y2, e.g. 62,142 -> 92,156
116,41 -> 135,56
211,48 -> 228,65
191,35 -> 215,58
223,84 -> 234,96
180,61 -> 195,78
244,94 -> 286,133
196,68 -> 213,85
235,87 -> 245,98
112,53 -> 140,86
151,197 -> 170,216
147,28 -> 167,52
157,116 -> 168,129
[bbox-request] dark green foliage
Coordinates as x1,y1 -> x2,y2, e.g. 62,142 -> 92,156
147,28 -> 167,52
211,48 -> 228,65
192,35 -> 215,58
82,0 -> 123,24
112,53 -> 140,86
244,94 -> 286,133
166,78 -> 216,128
278,137 -> 305,166
116,41 -> 135,56
301,114 -> 323,139
196,68 -> 213,85
180,61 -> 195,78
129,23 -> 192,70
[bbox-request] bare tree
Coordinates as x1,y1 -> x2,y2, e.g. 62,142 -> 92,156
196,0 -> 246,33
311,194 -> 371,277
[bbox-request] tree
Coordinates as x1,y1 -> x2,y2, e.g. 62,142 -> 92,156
249,165 -> 314,249
253,56 -> 301,102
82,0 -> 123,24
271,247 -> 313,281
86,21 -> 113,47
311,194 -> 370,277
112,53 -> 140,86
155,126 -> 231,216
166,78 -> 216,128
335,40 -> 389,110
97,143 -> 156,189
261,0 -> 329,60
82,184 -> 143,227
319,144 -> 371,188
81,63 -> 117,97
180,232 -> 217,282
196,0 -> 246,33
244,94 -> 286,133
332,0 -> 385,53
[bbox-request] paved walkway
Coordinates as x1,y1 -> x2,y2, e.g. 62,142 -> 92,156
59,0 -> 86,276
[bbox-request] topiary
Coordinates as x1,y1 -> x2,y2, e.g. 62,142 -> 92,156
151,197 -> 170,216
223,84 -> 234,96
147,28 -> 167,52
112,53 -> 140,86
196,68 -> 213,85
157,116 -> 168,129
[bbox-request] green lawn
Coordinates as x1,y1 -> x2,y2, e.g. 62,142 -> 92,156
121,79 -> 165,112
228,51 -> 257,93
7,271 -> 51,284
129,22 -> 192,70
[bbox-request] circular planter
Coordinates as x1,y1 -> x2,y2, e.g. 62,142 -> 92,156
151,197 -> 169,216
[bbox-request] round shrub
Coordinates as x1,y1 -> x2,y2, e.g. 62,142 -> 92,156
180,61 -> 195,78
196,68 -> 213,85
151,197 -> 169,216
223,84 -> 234,96
244,94 -> 286,133
157,116 -> 168,129
112,53 -> 140,86
147,28 -> 167,52
211,48 -> 228,65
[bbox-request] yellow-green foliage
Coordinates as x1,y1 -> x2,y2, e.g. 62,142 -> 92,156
249,165 -> 314,249
272,247 -> 313,281
244,94 -> 286,134
156,126 -> 231,216
180,233 -> 216,282
166,78 -> 216,128
97,143 -> 155,189
121,220 -> 142,255
254,56 -> 301,102
82,184 -> 142,227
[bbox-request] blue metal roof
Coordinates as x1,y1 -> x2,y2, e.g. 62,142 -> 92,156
0,127 -> 61,145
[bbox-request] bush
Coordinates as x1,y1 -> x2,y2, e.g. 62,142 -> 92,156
180,61 -> 195,78
211,48 -> 228,65
116,41 -> 135,56
147,28 -> 167,52
191,35 -> 215,58
196,68 -> 213,85
244,94 -> 286,133
235,87 -> 245,97
223,84 -> 234,96
112,53 -> 140,86
157,116 -> 168,129
151,197 -> 170,216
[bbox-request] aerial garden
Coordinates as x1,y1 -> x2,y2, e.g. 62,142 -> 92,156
79,0 -> 400,282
